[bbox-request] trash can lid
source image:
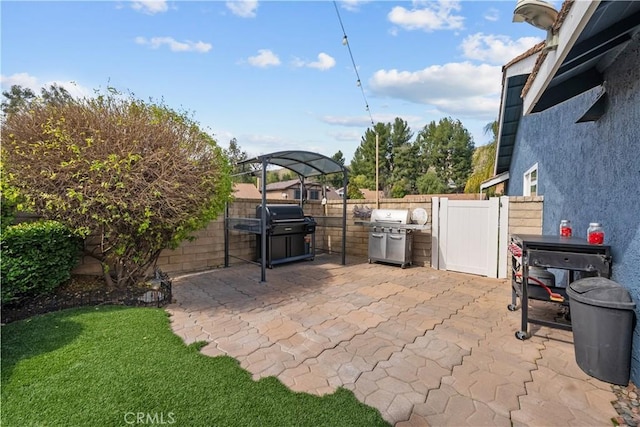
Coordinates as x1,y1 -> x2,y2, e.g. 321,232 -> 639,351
568,277 -> 636,310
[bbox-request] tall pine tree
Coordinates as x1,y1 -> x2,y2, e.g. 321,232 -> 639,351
350,118 -> 413,196
415,117 -> 474,193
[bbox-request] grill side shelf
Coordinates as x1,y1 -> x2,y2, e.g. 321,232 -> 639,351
528,249 -> 611,276
354,220 -> 430,230
227,218 -> 262,234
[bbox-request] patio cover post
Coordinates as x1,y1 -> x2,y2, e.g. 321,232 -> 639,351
342,170 -> 348,265
260,158 -> 268,282
224,202 -> 229,267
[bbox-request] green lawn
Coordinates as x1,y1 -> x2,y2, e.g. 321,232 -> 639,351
1,306 -> 389,427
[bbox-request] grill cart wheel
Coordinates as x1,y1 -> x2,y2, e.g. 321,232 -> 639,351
515,331 -> 528,340
507,304 -> 517,311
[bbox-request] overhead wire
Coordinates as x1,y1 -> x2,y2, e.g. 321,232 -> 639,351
333,1 -> 375,127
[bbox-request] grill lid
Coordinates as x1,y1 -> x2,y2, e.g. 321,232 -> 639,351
256,204 -> 306,222
370,209 -> 411,225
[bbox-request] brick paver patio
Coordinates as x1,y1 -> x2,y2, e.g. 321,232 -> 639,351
166,254 -> 618,426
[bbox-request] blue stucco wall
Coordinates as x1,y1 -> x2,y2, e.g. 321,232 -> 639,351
507,34 -> 640,384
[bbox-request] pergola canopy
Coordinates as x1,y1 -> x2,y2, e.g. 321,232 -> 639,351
230,150 -> 348,282
238,150 -> 347,178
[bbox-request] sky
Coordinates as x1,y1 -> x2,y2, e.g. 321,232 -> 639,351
1,0 -> 554,164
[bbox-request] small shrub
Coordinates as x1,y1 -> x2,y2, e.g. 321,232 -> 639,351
1,220 -> 81,304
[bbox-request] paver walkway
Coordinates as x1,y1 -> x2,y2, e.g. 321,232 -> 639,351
166,254 -> 618,426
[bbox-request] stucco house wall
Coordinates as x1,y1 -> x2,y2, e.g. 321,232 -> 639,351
506,34 -> 640,383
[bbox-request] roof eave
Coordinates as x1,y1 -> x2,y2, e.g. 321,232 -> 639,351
494,52 -> 540,176
480,171 -> 510,192
522,0 -> 602,115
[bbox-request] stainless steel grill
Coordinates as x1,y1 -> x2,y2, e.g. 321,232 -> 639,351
256,204 -> 316,267
367,209 -> 413,268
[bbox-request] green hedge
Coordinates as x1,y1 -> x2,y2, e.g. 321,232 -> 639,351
1,220 -> 82,304
1,196 -> 17,232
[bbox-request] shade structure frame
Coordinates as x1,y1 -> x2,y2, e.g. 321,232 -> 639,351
227,151 -> 349,282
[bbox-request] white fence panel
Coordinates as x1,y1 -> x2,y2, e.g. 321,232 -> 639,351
433,197 -> 505,278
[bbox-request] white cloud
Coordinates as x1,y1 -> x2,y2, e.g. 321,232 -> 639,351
226,0 -> 258,18
369,62 -> 502,119
461,33 -> 542,65
292,53 -> 336,71
1,72 -> 38,89
329,129 -> 364,142
1,73 -> 91,99
131,1 -> 168,15
135,36 -> 212,53
429,96 -> 500,118
321,112 -> 422,128
483,8 -> 499,22
308,53 -> 336,70
339,0 -> 371,13
233,133 -> 315,157
388,0 -> 464,32
322,115 -> 373,127
248,49 -> 281,68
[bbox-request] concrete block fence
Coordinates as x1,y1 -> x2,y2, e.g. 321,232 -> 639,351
72,196 -> 543,277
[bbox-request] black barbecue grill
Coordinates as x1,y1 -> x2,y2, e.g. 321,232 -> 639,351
256,204 -> 316,267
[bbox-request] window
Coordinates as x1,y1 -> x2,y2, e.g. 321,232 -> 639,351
294,189 -> 301,200
523,163 -> 538,196
310,190 -> 320,200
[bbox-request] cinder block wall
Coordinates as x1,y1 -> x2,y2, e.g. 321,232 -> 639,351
73,217 -> 230,276
508,196 -> 544,236
315,197 -> 433,266
73,195 -> 542,277
222,197 -> 434,268
73,197 -> 434,275
506,196 -> 544,276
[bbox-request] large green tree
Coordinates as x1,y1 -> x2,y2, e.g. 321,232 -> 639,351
225,138 -> 255,184
327,150 -> 347,190
347,175 -> 366,199
1,86 -> 232,289
1,84 -> 74,115
350,118 -> 413,196
350,123 -> 387,191
1,85 -> 36,115
415,117 -> 474,193
390,142 -> 420,197
416,171 -> 447,194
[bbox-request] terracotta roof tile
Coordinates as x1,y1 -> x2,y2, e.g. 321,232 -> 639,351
503,41 -> 546,71
360,189 -> 384,200
264,178 -> 303,191
233,183 -> 261,199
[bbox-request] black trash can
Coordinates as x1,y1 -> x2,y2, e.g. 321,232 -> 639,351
567,277 -> 636,385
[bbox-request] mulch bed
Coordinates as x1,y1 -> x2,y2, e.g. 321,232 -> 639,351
1,275 -> 171,324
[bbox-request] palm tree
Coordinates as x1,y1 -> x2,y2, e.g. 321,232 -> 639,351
463,121 -> 498,194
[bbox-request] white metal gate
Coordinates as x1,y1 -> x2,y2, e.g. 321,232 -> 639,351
431,197 -> 508,278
